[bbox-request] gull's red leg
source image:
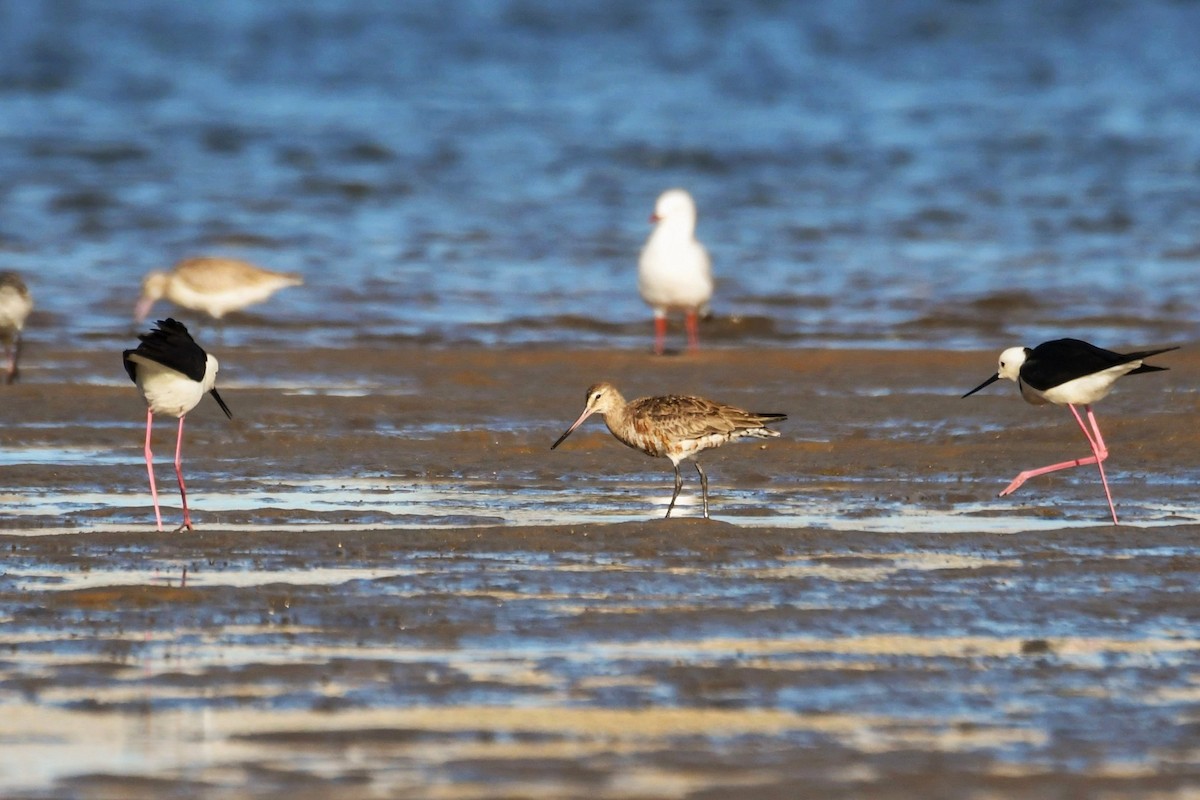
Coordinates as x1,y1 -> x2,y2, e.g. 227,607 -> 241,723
653,316 -> 667,356
144,408 -> 162,531
685,310 -> 700,352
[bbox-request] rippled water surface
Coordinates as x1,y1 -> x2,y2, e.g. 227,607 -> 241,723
4,4 -> 1200,797
2,0 -> 1199,351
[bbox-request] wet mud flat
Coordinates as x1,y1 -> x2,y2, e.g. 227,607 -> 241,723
5,524 -> 1200,799
2,344 -> 1200,797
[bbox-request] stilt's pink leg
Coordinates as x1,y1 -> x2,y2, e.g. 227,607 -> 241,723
173,415 -> 193,532
144,409 -> 163,531
653,317 -> 667,355
999,404 -> 1118,525
1083,406 -> 1118,525
685,310 -> 700,352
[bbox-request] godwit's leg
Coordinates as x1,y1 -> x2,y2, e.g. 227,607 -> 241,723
694,462 -> 709,519
173,415 -> 193,532
653,316 -> 667,356
685,310 -> 700,352
998,404 -> 1111,509
665,463 -> 684,518
143,408 -> 163,531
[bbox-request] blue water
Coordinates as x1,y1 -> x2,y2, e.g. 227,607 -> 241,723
2,0 -> 1199,350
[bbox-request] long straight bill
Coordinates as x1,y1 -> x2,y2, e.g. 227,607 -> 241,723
210,388 -> 233,419
551,409 -> 594,450
962,373 -> 1000,399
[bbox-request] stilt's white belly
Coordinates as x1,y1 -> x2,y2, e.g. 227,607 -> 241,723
137,366 -> 204,418
1034,363 -> 1140,406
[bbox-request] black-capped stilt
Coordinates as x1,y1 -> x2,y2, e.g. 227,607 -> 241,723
124,318 -> 232,531
963,338 -> 1177,524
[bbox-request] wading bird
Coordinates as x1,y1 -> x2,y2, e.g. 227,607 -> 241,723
963,338 -> 1177,524
638,189 -> 713,355
0,271 -> 33,384
551,382 -> 785,518
135,257 -> 303,322
124,318 -> 232,531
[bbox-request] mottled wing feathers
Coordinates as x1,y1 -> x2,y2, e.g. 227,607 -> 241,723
123,318 -> 207,383
630,394 -> 785,439
1022,339 -> 1177,391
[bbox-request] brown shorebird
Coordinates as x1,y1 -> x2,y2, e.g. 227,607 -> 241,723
551,382 -> 786,518
0,271 -> 33,384
135,257 -> 304,322
963,338 -> 1177,525
124,318 -> 232,532
638,189 -> 713,355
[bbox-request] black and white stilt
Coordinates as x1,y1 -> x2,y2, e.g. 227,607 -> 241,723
124,318 -> 232,531
963,338 -> 1177,524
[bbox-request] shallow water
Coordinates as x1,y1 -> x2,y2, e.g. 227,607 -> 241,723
3,0 -> 1200,353
3,466 -> 1199,535
4,3 -> 1200,793
5,524 -> 1200,796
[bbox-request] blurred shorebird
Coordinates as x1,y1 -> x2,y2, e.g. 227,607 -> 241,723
135,257 -> 303,322
551,382 -> 785,518
963,338 -> 1177,525
638,189 -> 713,355
0,271 -> 32,384
124,318 -> 232,532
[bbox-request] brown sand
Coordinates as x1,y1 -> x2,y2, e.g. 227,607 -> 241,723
1,344 -> 1198,797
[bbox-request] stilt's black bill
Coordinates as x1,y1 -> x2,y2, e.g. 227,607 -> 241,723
962,373 -> 1000,398
210,389 -> 233,419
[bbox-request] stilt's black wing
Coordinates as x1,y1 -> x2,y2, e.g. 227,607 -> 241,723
122,318 -> 207,383
1021,338 -> 1176,391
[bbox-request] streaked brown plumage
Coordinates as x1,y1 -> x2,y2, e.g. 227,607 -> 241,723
0,271 -> 33,384
551,381 -> 786,518
135,257 -> 304,322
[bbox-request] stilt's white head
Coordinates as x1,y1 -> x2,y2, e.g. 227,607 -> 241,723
203,354 -> 221,392
996,346 -> 1029,382
203,354 -> 233,419
963,345 -> 1031,398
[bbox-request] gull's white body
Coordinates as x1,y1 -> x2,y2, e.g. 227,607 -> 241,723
638,189 -> 712,352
